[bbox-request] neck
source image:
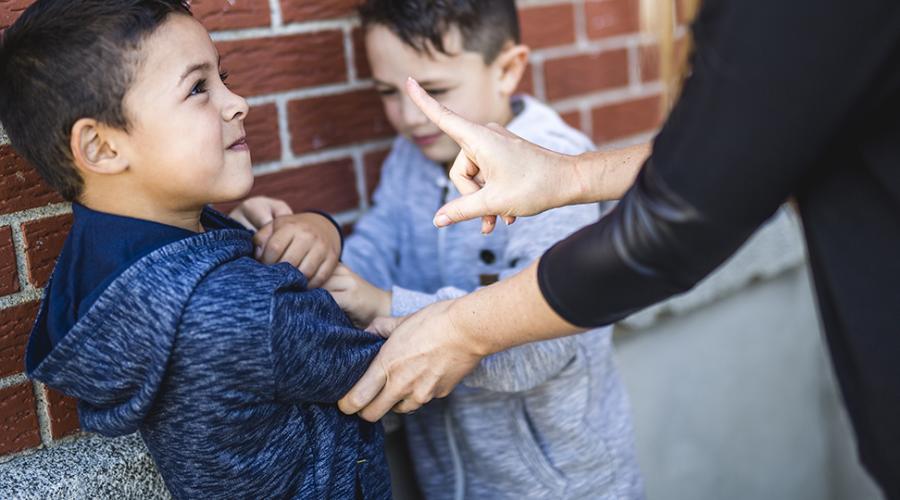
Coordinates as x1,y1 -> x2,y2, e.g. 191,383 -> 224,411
78,189 -> 204,233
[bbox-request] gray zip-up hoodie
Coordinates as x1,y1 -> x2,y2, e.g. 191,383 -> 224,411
342,95 -> 643,499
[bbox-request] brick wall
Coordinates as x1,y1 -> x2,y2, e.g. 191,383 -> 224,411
0,0 -> 663,462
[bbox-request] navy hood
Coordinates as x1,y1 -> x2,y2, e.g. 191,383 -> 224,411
25,229 -> 254,437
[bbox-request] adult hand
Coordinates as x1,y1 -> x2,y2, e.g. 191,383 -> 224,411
406,78 -> 585,233
337,299 -> 487,421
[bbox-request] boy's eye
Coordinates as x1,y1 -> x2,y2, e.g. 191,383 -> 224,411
190,78 -> 208,97
425,88 -> 448,96
377,88 -> 396,97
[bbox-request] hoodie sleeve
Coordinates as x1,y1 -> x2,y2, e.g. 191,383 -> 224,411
267,265 -> 383,404
341,145 -> 405,290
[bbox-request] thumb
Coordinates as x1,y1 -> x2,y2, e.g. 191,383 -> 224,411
433,189 -> 492,228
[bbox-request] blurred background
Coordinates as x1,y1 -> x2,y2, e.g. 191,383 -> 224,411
0,0 -> 884,498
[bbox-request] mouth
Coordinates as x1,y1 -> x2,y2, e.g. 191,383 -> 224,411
411,132 -> 443,147
227,136 -> 249,152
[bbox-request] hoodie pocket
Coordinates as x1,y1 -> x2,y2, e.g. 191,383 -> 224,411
512,398 -> 568,493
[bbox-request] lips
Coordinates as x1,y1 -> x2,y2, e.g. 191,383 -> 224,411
412,132 -> 442,147
227,136 -> 249,151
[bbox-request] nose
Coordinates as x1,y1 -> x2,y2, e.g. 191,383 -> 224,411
399,92 -> 428,128
222,87 -> 250,122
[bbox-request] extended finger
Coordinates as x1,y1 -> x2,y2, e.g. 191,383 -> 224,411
406,78 -> 484,150
433,189 -> 493,228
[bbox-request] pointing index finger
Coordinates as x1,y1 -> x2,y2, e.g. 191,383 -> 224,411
406,77 -> 480,148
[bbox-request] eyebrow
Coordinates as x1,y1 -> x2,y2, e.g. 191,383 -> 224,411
178,55 -> 222,86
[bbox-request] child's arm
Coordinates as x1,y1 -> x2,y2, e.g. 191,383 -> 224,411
323,264 -> 391,328
267,267 -> 384,403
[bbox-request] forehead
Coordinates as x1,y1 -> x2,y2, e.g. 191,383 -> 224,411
365,23 -> 487,82
136,14 -> 217,81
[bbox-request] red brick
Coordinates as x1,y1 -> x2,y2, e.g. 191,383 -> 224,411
281,0 -> 360,23
0,301 -> 38,378
520,4 -> 576,49
585,0 -> 640,39
242,160 -> 360,214
517,63 -> 535,96
0,0 -> 29,29
287,90 -> 393,154
560,110 -> 583,132
217,31 -> 347,97
544,49 -> 629,101
0,145 -> 64,216
591,95 -> 662,144
0,383 -> 41,456
22,214 -> 73,289
246,104 -> 281,164
0,226 -> 18,296
363,149 -> 390,201
192,0 -> 271,31
352,27 -> 372,79
44,386 -> 79,440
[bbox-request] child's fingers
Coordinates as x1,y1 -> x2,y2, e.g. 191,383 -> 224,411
307,252 -> 338,289
229,210 -> 254,231
252,224 -> 274,258
297,244 -> 326,284
260,229 -> 295,265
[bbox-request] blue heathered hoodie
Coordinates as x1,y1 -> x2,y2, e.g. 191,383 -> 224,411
24,208 -> 390,499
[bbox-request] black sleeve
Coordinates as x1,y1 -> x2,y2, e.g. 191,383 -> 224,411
538,0 -> 900,327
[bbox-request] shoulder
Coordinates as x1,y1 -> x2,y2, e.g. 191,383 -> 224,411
509,95 -> 595,156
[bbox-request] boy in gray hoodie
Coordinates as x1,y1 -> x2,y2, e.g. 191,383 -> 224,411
233,1 -> 644,498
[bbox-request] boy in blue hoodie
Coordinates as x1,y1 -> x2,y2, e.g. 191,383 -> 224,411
0,1 -> 390,498
232,1 -> 645,498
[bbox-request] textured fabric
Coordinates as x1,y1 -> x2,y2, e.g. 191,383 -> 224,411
342,95 -> 643,499
26,211 -> 391,499
536,0 -> 900,496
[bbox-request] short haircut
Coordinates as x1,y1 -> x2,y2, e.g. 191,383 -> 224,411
0,0 -> 192,201
358,0 -> 521,64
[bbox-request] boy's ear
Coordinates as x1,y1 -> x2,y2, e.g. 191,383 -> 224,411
70,118 -> 129,176
495,43 -> 531,96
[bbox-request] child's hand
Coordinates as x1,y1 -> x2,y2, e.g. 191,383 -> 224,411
254,213 -> 341,288
229,196 -> 293,231
324,264 -> 392,328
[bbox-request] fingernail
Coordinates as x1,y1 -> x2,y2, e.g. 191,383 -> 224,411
434,214 -> 451,227
254,246 -> 262,259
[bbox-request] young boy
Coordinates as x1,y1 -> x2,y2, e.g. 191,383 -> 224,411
233,1 -> 645,498
0,1 -> 390,498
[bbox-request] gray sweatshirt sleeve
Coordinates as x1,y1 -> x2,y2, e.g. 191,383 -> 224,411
341,147 -> 404,290
392,203 -> 602,393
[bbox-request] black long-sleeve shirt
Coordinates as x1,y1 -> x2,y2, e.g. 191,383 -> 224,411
538,0 -> 900,495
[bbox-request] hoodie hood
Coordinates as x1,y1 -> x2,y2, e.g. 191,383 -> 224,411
26,229 -> 254,437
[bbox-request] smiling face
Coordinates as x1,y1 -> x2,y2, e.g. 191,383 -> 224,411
116,14 -> 253,214
365,24 -> 524,165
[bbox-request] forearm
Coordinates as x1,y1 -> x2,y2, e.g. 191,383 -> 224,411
448,261 -> 583,357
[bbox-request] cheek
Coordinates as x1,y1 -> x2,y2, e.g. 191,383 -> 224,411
381,99 -> 404,131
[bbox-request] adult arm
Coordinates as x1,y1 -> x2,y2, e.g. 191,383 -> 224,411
341,0 -> 900,420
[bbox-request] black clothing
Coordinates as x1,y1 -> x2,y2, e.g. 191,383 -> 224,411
538,0 -> 900,495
